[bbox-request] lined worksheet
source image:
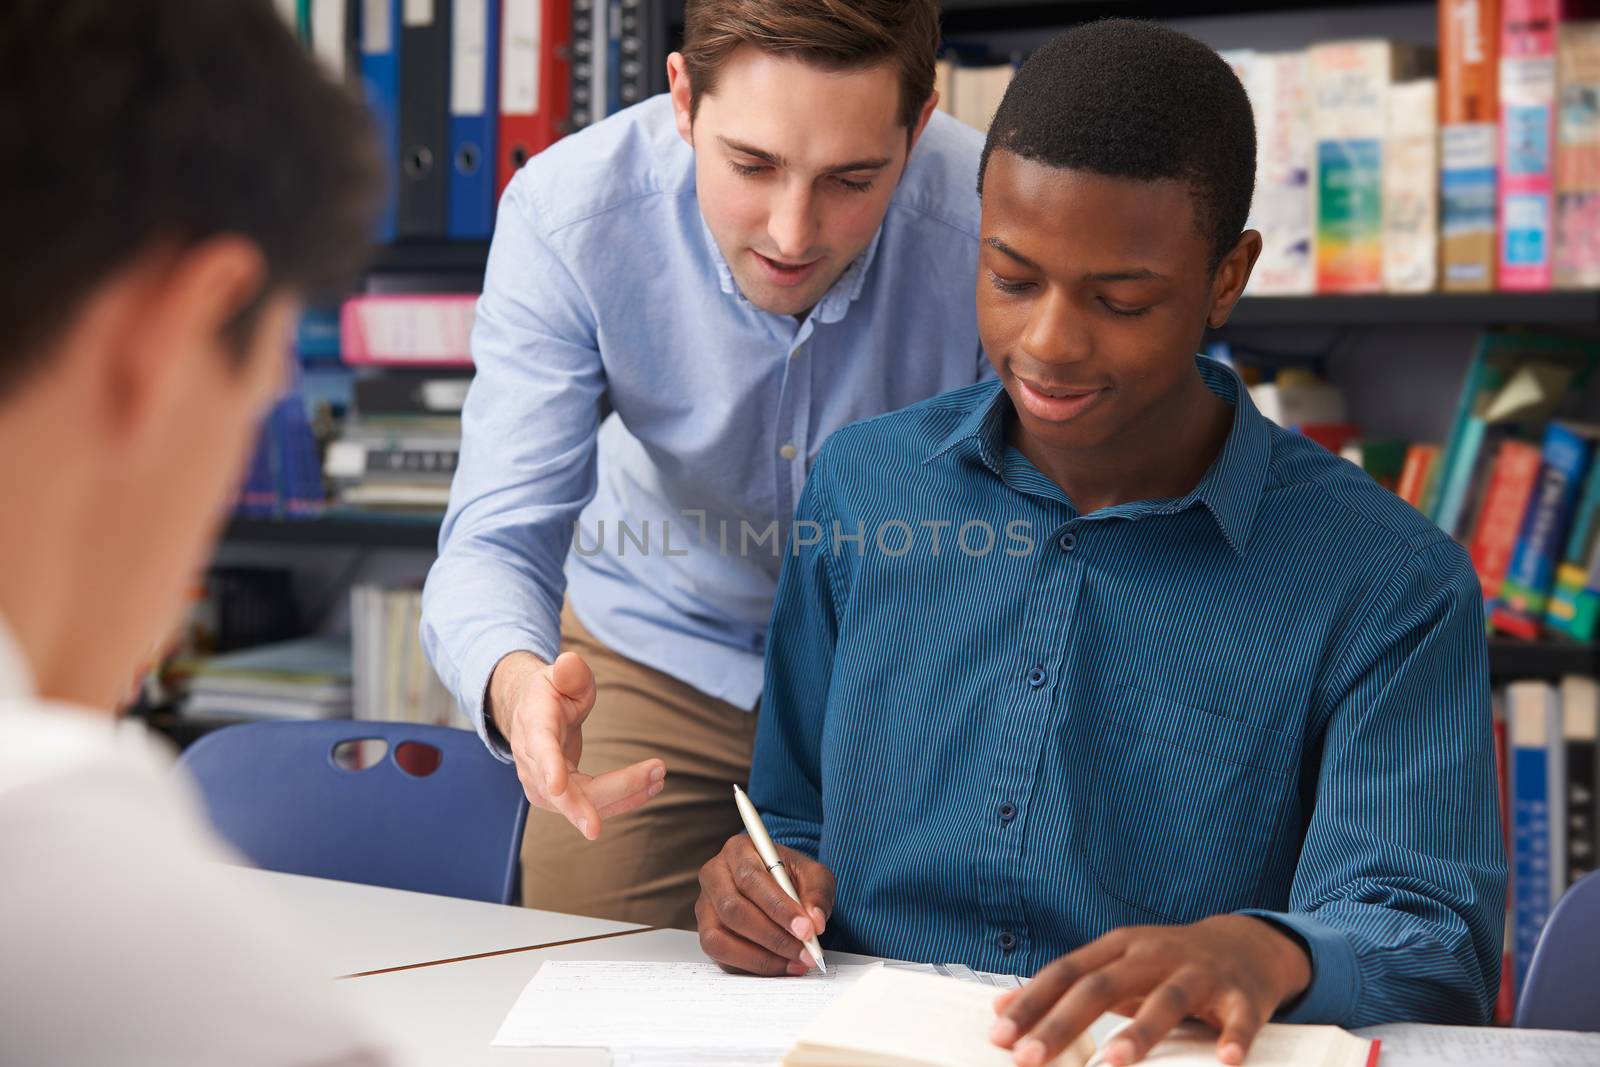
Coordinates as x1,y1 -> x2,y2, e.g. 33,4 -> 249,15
491,960 -> 886,1062
1356,1023 -> 1600,1066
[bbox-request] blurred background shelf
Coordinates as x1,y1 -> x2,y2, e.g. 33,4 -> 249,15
940,0 -> 1417,31
368,240 -> 491,275
1226,292 -> 1600,329
1487,637 -> 1600,681
223,513 -> 442,550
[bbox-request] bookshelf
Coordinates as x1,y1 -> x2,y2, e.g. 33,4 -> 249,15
348,242 -> 1600,330
939,0 -> 1414,32
1227,292 -> 1600,329
368,240 -> 491,275
1488,637 -> 1600,681
224,514 -> 442,550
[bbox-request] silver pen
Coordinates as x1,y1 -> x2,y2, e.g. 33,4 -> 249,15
732,783 -> 827,973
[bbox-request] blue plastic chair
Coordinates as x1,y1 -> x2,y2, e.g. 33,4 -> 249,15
1516,869 -> 1600,1031
179,720 -> 528,904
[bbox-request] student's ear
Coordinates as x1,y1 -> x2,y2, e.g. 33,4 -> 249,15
1205,229 -> 1263,330
103,237 -> 268,441
666,52 -> 695,147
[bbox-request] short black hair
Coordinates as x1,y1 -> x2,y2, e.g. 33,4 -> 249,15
0,0 -> 384,398
978,19 -> 1256,272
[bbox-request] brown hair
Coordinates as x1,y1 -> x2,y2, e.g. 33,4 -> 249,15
681,0 -> 941,131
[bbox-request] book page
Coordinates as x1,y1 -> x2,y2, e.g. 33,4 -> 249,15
792,966 -> 1093,1067
1357,1023 -> 1600,1066
1088,1017 -> 1368,1067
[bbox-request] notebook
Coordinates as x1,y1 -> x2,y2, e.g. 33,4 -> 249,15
783,967 -> 1378,1067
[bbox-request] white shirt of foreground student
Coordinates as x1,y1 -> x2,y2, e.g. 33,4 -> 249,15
0,614 -> 392,1067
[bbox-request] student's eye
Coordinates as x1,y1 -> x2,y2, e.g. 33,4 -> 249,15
728,160 -> 768,178
1099,298 -> 1149,318
986,270 -> 1034,295
834,175 -> 875,194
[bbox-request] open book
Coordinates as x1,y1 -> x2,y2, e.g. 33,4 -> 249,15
784,967 -> 1378,1067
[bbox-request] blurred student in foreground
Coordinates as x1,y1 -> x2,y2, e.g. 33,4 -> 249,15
0,0 -> 392,1062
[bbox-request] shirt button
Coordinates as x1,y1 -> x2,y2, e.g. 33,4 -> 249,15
1058,531 -> 1076,552
998,803 -> 1016,823
997,931 -> 1017,952
1026,665 -> 1047,688
779,443 -> 798,461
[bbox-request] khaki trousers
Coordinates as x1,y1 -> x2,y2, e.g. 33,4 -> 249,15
519,600 -> 759,930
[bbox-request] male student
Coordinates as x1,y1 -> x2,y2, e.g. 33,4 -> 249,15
421,0 -> 989,927
696,21 -> 1506,1067
0,1 -> 392,1062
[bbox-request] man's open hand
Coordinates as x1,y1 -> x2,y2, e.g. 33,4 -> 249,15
989,915 -> 1311,1066
489,649 -> 666,840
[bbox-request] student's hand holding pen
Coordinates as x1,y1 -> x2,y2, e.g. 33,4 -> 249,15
488,650 -> 667,840
696,832 -> 835,976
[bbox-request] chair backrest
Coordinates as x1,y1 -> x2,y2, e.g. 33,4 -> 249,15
179,720 -> 527,904
1516,868 -> 1600,1031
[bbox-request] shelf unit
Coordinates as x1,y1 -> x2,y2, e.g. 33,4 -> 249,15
351,242 -> 1600,329
939,0 -> 1413,32
224,514 -> 442,550
220,511 -> 1600,678
221,0 -> 1600,680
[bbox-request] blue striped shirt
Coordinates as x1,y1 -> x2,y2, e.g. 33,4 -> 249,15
751,356 -> 1506,1027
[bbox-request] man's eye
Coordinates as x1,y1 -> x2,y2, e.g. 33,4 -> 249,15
986,270 -> 1033,295
835,176 -> 875,194
1100,299 -> 1149,318
728,160 -> 767,178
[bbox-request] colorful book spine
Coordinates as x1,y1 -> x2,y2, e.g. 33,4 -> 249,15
1509,679 -> 1558,992
1441,0 -> 1502,291
1468,438 -> 1544,604
1383,79 -> 1439,291
1500,0 -> 1560,289
359,0 -> 402,242
1562,675 -> 1598,888
1493,421 -> 1595,637
1491,697 -> 1515,1025
1555,21 -> 1600,286
340,294 -> 479,367
1310,42 -> 1392,293
1397,443 -> 1441,507
237,422 -> 280,517
447,0 -> 500,239
1248,52 -> 1315,294
1546,537 -> 1600,638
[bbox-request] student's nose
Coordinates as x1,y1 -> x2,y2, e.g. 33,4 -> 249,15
767,182 -> 819,262
1019,286 -> 1090,366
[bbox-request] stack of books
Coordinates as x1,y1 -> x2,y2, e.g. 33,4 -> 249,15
324,295 -> 475,512
181,635 -> 353,720
352,581 -> 470,728
941,1 -> 1600,295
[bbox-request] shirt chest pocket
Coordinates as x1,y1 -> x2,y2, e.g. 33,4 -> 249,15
1081,685 -> 1298,924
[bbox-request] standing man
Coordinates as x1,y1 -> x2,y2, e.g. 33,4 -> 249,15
421,0 -> 988,928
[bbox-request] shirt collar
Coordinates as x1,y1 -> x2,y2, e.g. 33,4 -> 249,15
0,609 -> 37,701
698,215 -> 886,327
925,355 -> 1273,555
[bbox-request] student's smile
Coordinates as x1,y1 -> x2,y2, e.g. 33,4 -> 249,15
1012,376 -> 1107,423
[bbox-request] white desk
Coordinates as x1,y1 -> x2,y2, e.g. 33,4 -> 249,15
233,873 -> 1598,1067
340,927 -> 880,1067
228,866 -> 646,978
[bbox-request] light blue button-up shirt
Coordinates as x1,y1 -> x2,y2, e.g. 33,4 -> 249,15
753,357 -> 1505,1026
421,95 -> 989,744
